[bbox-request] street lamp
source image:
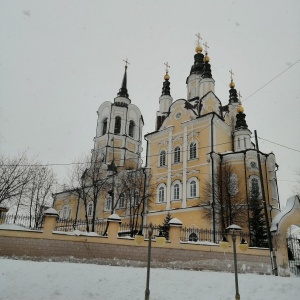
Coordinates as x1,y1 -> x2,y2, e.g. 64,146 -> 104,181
135,222 -> 166,300
219,224 -> 248,300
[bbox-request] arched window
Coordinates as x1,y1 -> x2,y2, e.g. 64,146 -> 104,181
174,184 -> 180,200
228,173 -> 238,195
102,118 -> 108,135
174,146 -> 180,164
134,191 -> 140,206
157,185 -> 166,203
190,142 -> 197,159
190,180 -> 197,198
105,196 -> 112,211
159,150 -> 166,167
188,178 -> 198,198
119,193 -> 125,208
114,116 -> 121,134
87,202 -> 93,217
129,120 -> 135,138
62,206 -> 72,219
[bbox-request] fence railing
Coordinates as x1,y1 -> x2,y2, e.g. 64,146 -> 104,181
0,214 -> 43,231
118,222 -> 161,239
55,218 -> 107,236
180,227 -> 250,244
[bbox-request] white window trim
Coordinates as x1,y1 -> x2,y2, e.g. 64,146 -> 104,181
187,177 -> 199,199
105,196 -> 112,211
189,141 -> 197,160
157,183 -> 166,203
159,150 -> 167,167
171,180 -> 182,201
174,146 -> 181,164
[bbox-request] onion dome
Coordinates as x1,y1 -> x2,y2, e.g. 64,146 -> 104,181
235,105 -> 248,129
161,71 -> 171,96
228,70 -> 239,104
202,52 -> 212,79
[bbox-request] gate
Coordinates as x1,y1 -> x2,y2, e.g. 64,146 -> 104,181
286,235 -> 300,276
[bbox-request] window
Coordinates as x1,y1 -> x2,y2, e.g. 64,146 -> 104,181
174,146 -> 180,164
62,206 -> 72,219
244,137 -> 246,148
190,142 -> 197,159
228,173 -> 238,195
105,196 -> 112,211
102,118 -> 108,135
238,137 -> 240,149
190,180 -> 197,198
188,178 -> 198,198
119,193 -> 125,208
114,116 -> 121,134
134,191 -> 139,206
87,202 -> 93,217
129,120 -> 135,138
173,184 -> 180,200
158,185 -> 166,203
159,150 -> 166,167
249,176 -> 262,199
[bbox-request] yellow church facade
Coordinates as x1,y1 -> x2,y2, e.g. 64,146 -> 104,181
53,37 -> 281,239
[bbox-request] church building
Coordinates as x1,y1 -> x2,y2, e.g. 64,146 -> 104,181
53,36 -> 281,238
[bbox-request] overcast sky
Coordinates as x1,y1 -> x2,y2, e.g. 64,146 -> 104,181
1,0 -> 299,207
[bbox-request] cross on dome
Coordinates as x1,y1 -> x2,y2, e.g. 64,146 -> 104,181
123,58 -> 130,68
164,62 -> 170,73
203,41 -> 209,53
229,69 -> 234,81
195,33 -> 202,46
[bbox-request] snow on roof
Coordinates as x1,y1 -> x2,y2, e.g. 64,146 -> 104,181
168,218 -> 182,226
43,208 -> 59,216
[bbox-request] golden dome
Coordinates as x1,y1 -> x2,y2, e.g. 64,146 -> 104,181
237,104 -> 244,113
164,73 -> 170,80
195,45 -> 202,53
229,80 -> 235,88
204,54 -> 210,62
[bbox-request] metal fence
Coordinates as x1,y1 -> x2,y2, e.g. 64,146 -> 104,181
118,222 -> 161,239
0,214 -> 43,231
55,218 -> 107,236
287,235 -> 300,277
180,227 -> 250,244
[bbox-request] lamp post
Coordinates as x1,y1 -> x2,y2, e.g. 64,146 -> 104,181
135,222 -> 166,300
219,224 -> 248,300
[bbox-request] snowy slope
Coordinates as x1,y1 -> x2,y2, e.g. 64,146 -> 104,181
0,258 -> 298,300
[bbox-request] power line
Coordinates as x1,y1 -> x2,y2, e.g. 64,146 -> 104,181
243,58 -> 300,102
258,137 -> 300,153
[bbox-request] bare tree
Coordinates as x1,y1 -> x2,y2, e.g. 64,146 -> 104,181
114,168 -> 153,236
0,153 -> 32,207
23,165 -> 56,228
201,163 -> 248,232
67,153 -> 109,232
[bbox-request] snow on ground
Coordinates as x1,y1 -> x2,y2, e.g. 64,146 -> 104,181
0,258 -> 298,300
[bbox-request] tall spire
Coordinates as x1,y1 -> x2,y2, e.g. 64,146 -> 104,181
202,41 -> 212,78
189,33 -> 205,75
117,59 -> 130,98
161,62 -> 171,96
228,69 -> 239,104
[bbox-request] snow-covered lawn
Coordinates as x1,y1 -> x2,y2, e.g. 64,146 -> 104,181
0,258 -> 298,300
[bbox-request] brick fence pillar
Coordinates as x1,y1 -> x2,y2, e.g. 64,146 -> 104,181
43,208 -> 59,236
168,218 -> 182,246
107,213 -> 121,242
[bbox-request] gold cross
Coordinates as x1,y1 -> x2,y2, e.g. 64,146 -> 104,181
195,33 -> 202,45
229,69 -> 234,81
123,58 -> 130,68
164,62 -> 170,73
203,41 -> 209,53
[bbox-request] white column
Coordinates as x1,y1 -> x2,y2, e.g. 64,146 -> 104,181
166,129 -> 172,210
182,125 -> 187,208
